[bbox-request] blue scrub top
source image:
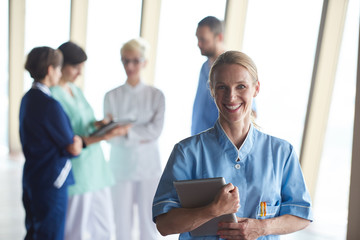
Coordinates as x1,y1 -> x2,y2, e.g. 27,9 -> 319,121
153,121 -> 312,240
191,59 -> 218,135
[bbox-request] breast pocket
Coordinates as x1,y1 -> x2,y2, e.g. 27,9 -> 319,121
256,201 -> 280,219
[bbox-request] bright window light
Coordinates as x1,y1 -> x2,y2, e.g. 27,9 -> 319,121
155,0 -> 227,165
84,0 -> 143,119
0,0 -> 9,155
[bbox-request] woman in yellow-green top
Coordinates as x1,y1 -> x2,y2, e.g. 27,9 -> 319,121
51,41 -> 130,240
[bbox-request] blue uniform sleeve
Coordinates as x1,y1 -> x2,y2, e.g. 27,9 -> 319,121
279,147 -> 313,221
191,61 -> 218,135
44,100 -> 75,158
152,144 -> 190,222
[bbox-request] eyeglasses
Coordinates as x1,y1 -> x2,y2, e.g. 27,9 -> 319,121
121,58 -> 144,65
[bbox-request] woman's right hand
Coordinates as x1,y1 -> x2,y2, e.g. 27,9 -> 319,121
211,183 -> 240,217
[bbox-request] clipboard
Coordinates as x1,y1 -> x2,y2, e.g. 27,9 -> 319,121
90,119 -> 136,137
173,177 -> 237,236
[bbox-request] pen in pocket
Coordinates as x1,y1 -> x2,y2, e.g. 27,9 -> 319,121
260,201 -> 267,217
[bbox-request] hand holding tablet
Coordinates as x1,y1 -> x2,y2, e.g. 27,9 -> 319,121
90,118 -> 136,137
173,177 -> 238,236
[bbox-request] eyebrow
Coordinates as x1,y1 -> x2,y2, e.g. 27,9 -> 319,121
215,80 -> 249,85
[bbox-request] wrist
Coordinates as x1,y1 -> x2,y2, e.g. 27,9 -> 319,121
206,203 -> 221,218
261,218 -> 273,236
81,137 -> 87,148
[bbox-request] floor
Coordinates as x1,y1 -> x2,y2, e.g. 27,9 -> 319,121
0,152 -> 346,240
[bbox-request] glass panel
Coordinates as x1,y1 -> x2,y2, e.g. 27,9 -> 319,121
155,0 -> 227,163
84,0 -> 142,119
24,0 -> 71,91
311,0 -> 359,239
0,0 -> 9,155
242,0 -> 323,154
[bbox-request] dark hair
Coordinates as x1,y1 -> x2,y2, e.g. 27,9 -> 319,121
25,46 -> 63,82
198,16 -> 224,36
58,41 -> 87,66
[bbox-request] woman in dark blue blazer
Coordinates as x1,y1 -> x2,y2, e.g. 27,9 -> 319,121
19,46 -> 83,240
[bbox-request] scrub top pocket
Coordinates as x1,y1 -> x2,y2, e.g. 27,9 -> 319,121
256,201 -> 280,219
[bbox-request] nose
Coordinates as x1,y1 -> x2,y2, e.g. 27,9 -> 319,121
226,89 -> 237,101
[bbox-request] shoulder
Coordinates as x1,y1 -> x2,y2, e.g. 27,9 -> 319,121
201,59 -> 210,68
68,82 -> 81,93
105,85 -> 124,97
143,84 -> 165,99
50,85 -> 62,93
175,128 -> 215,152
50,86 -> 66,100
254,128 -> 294,153
200,59 -> 210,72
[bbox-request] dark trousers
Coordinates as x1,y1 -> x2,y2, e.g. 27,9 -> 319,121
22,183 -> 68,240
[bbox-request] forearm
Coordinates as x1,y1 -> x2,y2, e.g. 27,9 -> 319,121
263,214 -> 310,236
82,135 -> 103,146
156,206 -> 218,236
128,122 -> 163,142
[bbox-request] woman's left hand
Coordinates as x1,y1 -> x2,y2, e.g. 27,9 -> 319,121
217,218 -> 266,240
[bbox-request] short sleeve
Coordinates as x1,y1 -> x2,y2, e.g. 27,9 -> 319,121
279,147 -> 313,221
152,143 -> 189,222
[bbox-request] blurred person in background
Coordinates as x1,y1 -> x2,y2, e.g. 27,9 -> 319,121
104,38 -> 165,240
51,41 -> 129,240
20,46 -> 82,240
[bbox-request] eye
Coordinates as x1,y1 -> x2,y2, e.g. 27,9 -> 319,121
237,84 -> 245,89
216,85 -> 226,90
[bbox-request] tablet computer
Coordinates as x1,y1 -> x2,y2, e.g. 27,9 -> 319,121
173,177 -> 237,236
90,119 -> 136,137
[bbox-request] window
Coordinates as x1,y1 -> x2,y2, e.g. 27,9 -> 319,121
312,0 -> 360,239
0,0 -> 8,154
24,0 -> 71,91
155,0 -> 227,164
84,0 -> 143,119
242,0 -> 323,154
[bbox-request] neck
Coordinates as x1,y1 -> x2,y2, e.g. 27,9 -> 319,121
39,78 -> 51,88
127,77 -> 140,87
58,77 -> 74,96
220,117 -> 251,149
209,47 -> 225,64
58,78 -> 68,87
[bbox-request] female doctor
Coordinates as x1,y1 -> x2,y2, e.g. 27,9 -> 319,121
104,38 -> 165,240
51,41 -> 129,240
20,46 -> 82,240
152,51 -> 312,240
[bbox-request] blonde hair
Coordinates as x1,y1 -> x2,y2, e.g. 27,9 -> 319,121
120,38 -> 149,59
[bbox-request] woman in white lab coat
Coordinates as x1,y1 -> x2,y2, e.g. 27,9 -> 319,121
104,38 -> 165,240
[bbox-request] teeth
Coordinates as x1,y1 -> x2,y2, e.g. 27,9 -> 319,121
226,104 -> 241,110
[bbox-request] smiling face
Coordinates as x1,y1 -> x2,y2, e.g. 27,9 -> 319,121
212,64 -> 259,126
